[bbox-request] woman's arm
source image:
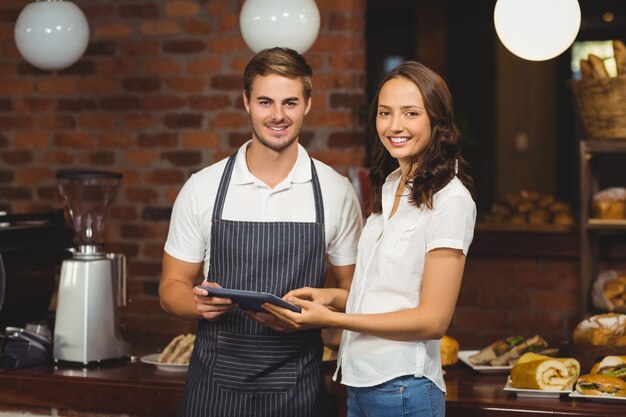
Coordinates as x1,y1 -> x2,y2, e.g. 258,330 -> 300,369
265,247 -> 466,341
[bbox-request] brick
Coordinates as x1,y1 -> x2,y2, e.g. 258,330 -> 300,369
188,94 -> 230,110
163,113 -> 204,129
81,151 -> 116,165
452,309 -> 509,331
142,207 -> 173,221
328,131 -> 366,148
40,151 -> 76,165
122,76 -> 162,93
119,40 -> 160,56
16,63 -> 47,76
0,116 -> 33,129
100,95 -> 142,111
0,135 -> 8,148
98,132 -> 134,148
95,58 -> 137,75
0,79 -> 34,94
119,3 -> 160,18
0,150 -> 32,165
123,114 -> 157,129
57,98 -> 98,112
53,132 -> 93,148
84,41 -> 116,56
78,77 -> 120,94
315,73 -> 364,89
80,113 -> 117,129
14,168 -> 54,184
317,0 -> 366,13
165,1 -> 200,17
211,74 -> 241,90
0,170 -> 13,182
0,186 -> 32,200
143,58 -> 182,74
125,187 -> 159,204
145,169 -> 186,185
219,12 -> 239,33
165,77 -> 209,92
206,37 -> 248,53
94,23 -> 133,38
137,132 -> 179,148
183,132 -> 220,148
163,150 -> 202,166
230,56 -> 252,72
326,13 -> 366,32
37,78 -> 77,95
0,99 -> 11,111
140,20 -> 181,36
330,92 -> 365,109
206,0 -> 229,16
123,150 -> 159,167
165,188 -> 181,204
307,110 -> 353,128
0,63 -> 17,77
13,98 -> 55,112
182,18 -> 214,35
308,149 -> 366,168
163,39 -> 206,54
13,132 -> 48,149
187,57 -> 222,74
60,60 -> 97,76
121,223 -> 170,239
38,115 -> 77,130
142,95 -> 185,111
210,111 -> 247,129
534,290 -> 579,313
228,132 -> 251,148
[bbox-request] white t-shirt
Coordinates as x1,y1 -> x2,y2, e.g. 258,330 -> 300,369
335,169 -> 476,392
164,141 -> 363,278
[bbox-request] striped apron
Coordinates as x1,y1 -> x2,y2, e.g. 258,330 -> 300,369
178,153 -> 328,417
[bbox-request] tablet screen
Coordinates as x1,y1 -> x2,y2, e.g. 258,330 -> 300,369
198,286 -> 301,313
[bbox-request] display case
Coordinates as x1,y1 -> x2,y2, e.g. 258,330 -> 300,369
579,139 -> 626,312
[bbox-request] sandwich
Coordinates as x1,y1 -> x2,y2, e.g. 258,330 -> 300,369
489,335 -> 548,366
469,336 -> 524,365
510,352 -> 580,391
590,355 -> 626,379
158,333 -> 196,364
576,373 -> 626,397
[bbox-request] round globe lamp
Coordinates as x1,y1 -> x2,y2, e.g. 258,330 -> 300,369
494,0 -> 581,61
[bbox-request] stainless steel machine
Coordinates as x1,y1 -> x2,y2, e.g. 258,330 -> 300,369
53,170 -> 129,364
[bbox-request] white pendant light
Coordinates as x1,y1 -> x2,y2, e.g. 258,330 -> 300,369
239,0 -> 320,54
494,0 -> 581,61
14,0 -> 90,71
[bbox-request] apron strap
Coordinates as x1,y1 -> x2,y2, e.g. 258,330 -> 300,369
212,152 -> 325,224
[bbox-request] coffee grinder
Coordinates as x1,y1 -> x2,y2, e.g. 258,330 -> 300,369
53,170 -> 130,364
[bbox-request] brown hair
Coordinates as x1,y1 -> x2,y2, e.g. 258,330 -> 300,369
243,47 -> 313,101
368,61 -> 474,214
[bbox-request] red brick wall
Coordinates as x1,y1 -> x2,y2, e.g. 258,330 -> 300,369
0,0 -> 366,336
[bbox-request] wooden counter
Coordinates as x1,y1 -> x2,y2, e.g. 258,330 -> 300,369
0,359 -> 624,417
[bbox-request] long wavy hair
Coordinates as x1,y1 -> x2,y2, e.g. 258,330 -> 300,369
368,61 -> 474,214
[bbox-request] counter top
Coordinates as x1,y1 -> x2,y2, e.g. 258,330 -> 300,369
0,359 -> 624,417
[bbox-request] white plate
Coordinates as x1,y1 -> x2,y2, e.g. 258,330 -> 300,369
458,350 -> 512,374
569,390 -> 626,403
503,380 -> 572,398
140,353 -> 189,373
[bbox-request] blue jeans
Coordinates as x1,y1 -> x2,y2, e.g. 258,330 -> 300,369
346,375 -> 445,417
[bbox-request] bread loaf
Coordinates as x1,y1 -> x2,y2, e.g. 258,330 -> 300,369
573,314 -> 626,346
613,40 -> 626,75
588,54 -> 609,79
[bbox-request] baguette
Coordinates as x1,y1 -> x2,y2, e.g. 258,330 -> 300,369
613,40 -> 626,75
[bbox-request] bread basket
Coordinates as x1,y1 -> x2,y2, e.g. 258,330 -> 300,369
569,75 -> 626,139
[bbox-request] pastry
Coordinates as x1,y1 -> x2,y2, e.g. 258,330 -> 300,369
510,352 -> 580,391
440,335 -> 459,366
592,187 -> 626,220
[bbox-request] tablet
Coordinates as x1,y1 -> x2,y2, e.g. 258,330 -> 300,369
198,286 -> 301,313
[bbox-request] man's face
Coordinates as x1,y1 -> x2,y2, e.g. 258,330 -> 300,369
243,74 -> 311,153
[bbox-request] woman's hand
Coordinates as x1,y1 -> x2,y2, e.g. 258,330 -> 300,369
284,287 -> 346,311
262,297 -> 337,330
193,282 -> 238,321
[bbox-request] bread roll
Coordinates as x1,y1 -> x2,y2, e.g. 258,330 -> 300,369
528,209 -> 550,225
440,335 -> 459,366
573,314 -> 626,346
588,54 -> 609,79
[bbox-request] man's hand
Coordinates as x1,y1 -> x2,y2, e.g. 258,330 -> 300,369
193,282 -> 238,321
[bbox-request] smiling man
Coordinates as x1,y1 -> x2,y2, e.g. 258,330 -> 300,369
159,47 -> 363,417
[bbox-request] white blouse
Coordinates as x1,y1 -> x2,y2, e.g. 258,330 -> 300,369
334,169 -> 476,392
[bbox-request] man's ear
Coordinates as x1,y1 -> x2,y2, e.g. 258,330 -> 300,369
304,97 -> 312,115
242,90 -> 250,113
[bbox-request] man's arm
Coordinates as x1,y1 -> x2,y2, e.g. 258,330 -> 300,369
159,253 -> 204,319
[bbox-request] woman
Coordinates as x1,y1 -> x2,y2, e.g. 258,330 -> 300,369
265,61 -> 476,417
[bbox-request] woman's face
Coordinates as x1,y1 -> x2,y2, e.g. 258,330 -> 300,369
376,77 -> 432,174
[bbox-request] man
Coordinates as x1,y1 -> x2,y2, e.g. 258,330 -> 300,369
159,47 -> 363,417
